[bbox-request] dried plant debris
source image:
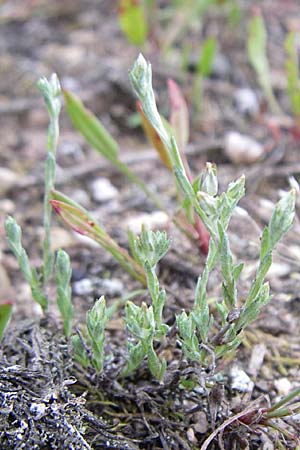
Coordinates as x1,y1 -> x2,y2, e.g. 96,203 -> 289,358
0,320 -> 135,450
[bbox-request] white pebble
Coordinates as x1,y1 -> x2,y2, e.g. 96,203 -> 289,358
100,278 -> 124,296
73,278 -> 93,296
267,262 -> 291,278
234,88 -> 259,116
90,178 -> 118,203
125,211 -> 168,234
224,131 -> 264,165
230,365 -> 254,392
30,403 -> 46,420
274,378 -> 292,396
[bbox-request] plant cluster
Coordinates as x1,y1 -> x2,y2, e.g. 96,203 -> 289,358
3,55 -> 299,446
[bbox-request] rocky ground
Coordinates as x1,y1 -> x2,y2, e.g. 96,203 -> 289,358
0,1 -> 300,448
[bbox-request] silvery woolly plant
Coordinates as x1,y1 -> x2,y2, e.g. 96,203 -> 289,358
129,53 -> 295,373
3,55 -> 296,386
5,75 -> 73,336
123,228 -> 170,382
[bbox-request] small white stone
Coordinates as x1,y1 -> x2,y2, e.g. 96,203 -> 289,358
274,378 -> 292,396
230,365 -> 254,392
100,278 -> 124,296
73,278 -> 93,296
267,262 -> 291,278
224,131 -> 264,165
0,199 -> 15,214
73,233 -> 99,248
125,211 -> 169,234
90,178 -> 118,203
30,402 -> 46,420
234,88 -> 259,116
187,427 -> 197,444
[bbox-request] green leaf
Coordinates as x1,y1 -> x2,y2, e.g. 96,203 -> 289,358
198,162 -> 218,197
197,37 -> 216,78
268,190 -> 295,250
0,303 -> 13,341
5,216 -> 47,309
86,296 -> 108,372
147,343 -> 166,382
118,0 -> 148,46
130,54 -> 171,149
56,249 -> 73,336
63,90 -> 119,162
247,12 -> 281,114
122,341 -> 145,376
285,31 -> 300,118
37,73 -> 61,119
133,228 -> 170,268
71,334 -> 89,369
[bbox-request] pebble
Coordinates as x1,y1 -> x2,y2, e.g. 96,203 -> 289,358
0,167 -> 19,194
125,211 -> 169,234
274,378 -> 292,396
224,131 -> 264,165
99,278 -> 124,296
267,262 -> 291,279
193,411 -> 209,434
187,428 -> 197,444
0,198 -> 15,214
30,403 -> 46,420
229,365 -> 254,393
73,278 -> 94,296
234,88 -> 259,116
74,233 -> 99,248
90,178 -> 118,203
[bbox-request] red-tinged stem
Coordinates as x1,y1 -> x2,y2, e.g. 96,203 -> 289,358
50,200 -> 146,285
184,165 -> 210,256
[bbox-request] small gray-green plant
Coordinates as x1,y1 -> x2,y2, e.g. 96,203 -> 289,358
5,75 -> 73,335
72,296 -> 108,373
123,228 -> 170,381
129,53 -> 295,371
4,56 -> 296,390
68,54 -> 295,381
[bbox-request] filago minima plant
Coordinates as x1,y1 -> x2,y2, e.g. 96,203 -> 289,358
4,55 -> 296,386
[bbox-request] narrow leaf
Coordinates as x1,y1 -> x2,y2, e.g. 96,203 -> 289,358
118,0 -> 148,46
247,11 -> 281,114
63,90 -> 119,162
285,31 -> 300,118
0,303 -> 13,340
197,37 -> 216,77
137,101 -> 172,170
